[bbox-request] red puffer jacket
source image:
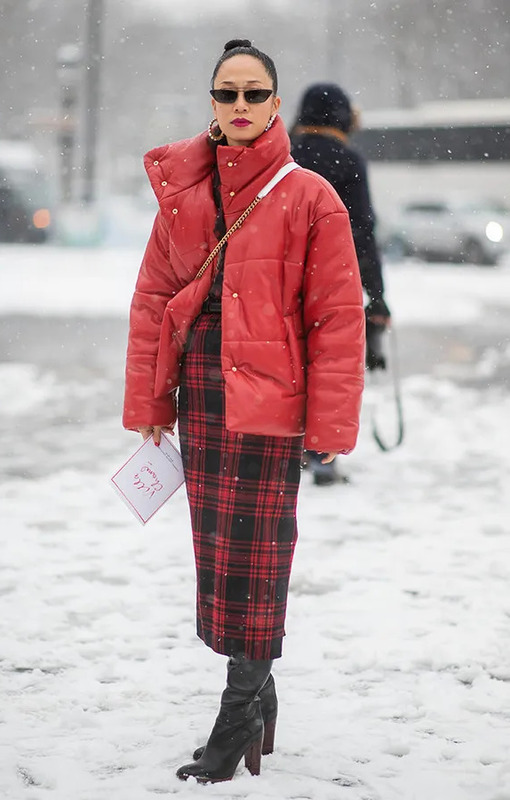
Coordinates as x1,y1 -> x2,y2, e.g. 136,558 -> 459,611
123,116 -> 365,453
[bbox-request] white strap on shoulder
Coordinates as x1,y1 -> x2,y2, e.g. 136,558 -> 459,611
257,162 -> 300,199
193,163 -> 300,282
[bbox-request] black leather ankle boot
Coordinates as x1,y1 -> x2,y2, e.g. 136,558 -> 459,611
177,654 -> 272,784
193,672 -> 278,760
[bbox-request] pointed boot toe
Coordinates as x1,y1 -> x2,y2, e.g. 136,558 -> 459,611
178,701 -> 263,784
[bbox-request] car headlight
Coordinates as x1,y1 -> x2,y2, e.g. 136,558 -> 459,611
485,221 -> 503,243
32,208 -> 51,229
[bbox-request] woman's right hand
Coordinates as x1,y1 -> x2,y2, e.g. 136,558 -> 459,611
138,425 -> 175,446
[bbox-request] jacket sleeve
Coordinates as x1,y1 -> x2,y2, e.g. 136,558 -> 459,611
122,211 -> 180,431
303,209 -> 365,454
339,153 -> 385,301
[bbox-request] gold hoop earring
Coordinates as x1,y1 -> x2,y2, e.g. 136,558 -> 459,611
265,114 -> 276,132
208,119 -> 224,142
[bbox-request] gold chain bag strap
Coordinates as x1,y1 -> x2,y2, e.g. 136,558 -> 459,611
194,162 -> 300,281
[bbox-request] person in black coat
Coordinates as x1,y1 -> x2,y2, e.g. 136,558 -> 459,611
290,82 -> 391,485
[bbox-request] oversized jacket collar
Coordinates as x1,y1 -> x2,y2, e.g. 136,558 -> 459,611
144,115 -> 293,219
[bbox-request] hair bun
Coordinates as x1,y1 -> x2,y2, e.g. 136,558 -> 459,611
224,39 -> 252,52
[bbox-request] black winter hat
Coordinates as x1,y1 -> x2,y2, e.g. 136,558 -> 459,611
295,82 -> 353,132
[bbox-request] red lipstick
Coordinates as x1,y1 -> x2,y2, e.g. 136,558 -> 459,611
232,118 -> 251,127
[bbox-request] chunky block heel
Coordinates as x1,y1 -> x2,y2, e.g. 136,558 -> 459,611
244,734 -> 263,776
262,716 -> 276,755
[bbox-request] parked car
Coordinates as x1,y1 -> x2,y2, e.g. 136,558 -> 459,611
383,197 -> 509,265
0,140 -> 54,243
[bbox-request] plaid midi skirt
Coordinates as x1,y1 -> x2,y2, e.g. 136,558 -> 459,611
177,313 -> 303,660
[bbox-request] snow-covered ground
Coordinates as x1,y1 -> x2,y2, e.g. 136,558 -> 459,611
1,245 -> 510,799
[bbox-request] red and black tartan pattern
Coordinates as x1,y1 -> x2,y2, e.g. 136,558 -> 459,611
177,314 -> 303,660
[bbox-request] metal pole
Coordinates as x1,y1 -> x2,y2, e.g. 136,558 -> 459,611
56,45 -> 81,205
82,0 -> 103,205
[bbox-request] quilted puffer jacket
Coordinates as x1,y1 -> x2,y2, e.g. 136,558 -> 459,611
123,115 -> 365,453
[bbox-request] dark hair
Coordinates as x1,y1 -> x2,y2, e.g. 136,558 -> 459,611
211,39 -> 278,93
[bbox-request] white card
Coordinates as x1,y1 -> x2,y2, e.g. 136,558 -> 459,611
111,433 -> 185,524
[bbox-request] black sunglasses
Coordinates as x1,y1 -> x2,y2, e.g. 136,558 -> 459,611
210,88 -> 273,104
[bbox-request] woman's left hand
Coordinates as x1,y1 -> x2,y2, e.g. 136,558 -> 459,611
321,451 -> 340,464
138,424 -> 175,446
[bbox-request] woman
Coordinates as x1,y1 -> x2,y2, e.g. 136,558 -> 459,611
290,83 -> 391,485
123,40 -> 365,784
